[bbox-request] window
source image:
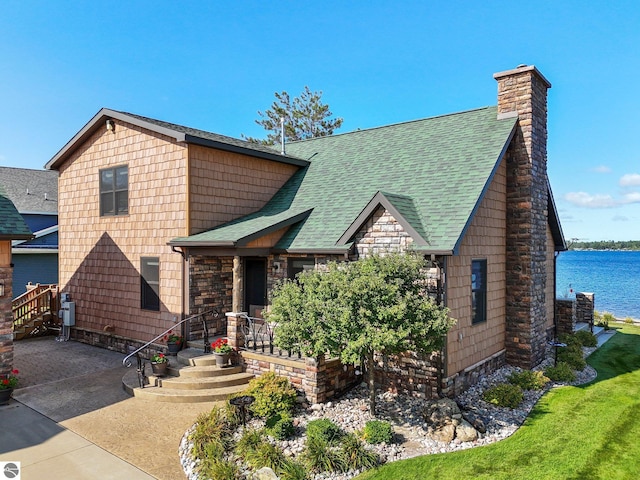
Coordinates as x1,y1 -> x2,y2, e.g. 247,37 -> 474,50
100,166 -> 128,216
141,257 -> 160,311
288,258 -> 315,279
471,259 -> 487,324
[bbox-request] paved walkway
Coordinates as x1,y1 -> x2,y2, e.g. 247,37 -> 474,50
0,337 -> 219,479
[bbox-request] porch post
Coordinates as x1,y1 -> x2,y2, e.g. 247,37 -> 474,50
232,256 -> 243,313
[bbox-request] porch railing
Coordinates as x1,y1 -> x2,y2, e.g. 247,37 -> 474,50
12,283 -> 59,333
122,309 -> 219,388
240,314 -> 301,359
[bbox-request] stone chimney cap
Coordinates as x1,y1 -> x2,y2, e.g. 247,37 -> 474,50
493,64 -> 551,88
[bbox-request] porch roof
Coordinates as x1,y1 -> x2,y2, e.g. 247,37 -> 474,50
170,106 -> 518,254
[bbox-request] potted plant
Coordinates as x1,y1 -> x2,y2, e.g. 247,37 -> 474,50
0,369 -> 19,405
150,352 -> 169,376
164,332 -> 184,355
211,338 -> 233,367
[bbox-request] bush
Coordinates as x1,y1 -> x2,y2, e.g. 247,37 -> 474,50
235,427 -> 264,460
306,418 -> 343,445
624,316 -> 634,324
557,345 -> 586,371
362,420 -> 394,444
198,458 -> 239,480
266,412 -> 295,440
339,433 -> 379,470
190,407 -> 234,460
244,440 -> 287,471
302,435 -> 345,473
544,362 -> 576,382
574,330 -> 597,348
482,383 -> 524,409
277,459 -> 309,480
243,372 -> 297,418
508,370 -> 550,390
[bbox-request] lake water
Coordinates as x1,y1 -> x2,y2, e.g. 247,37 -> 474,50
556,250 -> 640,320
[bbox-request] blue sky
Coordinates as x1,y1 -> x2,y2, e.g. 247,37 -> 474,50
2,1 -> 639,241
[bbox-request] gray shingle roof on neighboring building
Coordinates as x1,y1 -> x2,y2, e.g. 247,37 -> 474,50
0,167 -> 58,213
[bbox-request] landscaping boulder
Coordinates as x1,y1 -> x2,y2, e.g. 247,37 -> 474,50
252,467 -> 279,480
423,398 -> 480,443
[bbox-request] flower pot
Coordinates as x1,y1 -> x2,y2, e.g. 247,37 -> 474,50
151,362 -> 168,376
214,352 -> 230,367
0,388 -> 13,405
167,342 -> 182,355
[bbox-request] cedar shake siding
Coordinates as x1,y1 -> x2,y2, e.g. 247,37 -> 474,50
188,145 -> 299,235
446,158 -> 507,375
57,121 -> 188,340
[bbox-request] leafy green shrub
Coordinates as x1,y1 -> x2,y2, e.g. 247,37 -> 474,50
574,330 -> 597,347
544,362 -> 576,382
302,435 -> 345,473
266,412 -> 295,440
624,316 -> 634,324
244,440 -> 287,471
557,345 -> 586,370
306,418 -> 343,445
277,459 -> 309,480
597,312 -> 615,330
508,370 -> 550,390
362,420 -> 394,444
339,433 -> 379,470
243,372 -> 297,418
482,383 -> 524,409
558,333 -> 581,349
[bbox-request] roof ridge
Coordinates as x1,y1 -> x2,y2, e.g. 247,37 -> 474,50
288,105 -> 497,144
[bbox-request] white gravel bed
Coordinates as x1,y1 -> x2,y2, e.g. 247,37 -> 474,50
180,346 -> 598,480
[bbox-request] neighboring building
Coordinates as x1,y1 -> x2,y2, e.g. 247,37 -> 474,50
0,167 -> 59,296
0,184 -> 33,375
46,65 -> 565,398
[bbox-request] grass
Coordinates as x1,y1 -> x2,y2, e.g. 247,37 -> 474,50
357,324 -> 640,480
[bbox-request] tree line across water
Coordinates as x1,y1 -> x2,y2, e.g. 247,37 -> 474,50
568,240 -> 640,250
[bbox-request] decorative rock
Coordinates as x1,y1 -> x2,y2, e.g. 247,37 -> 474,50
455,420 -> 478,442
431,424 -> 456,443
310,403 -> 323,411
253,467 -> 279,480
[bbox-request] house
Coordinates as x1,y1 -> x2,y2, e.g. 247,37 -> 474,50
46,65 -> 565,400
0,167 -> 59,296
0,184 -> 33,375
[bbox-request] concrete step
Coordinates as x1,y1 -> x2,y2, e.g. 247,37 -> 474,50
122,369 -> 248,403
156,372 -> 254,390
170,364 -> 243,379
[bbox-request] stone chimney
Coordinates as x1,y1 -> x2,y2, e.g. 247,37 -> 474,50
494,65 -> 552,369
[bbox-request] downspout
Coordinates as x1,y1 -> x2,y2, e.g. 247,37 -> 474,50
553,250 -> 559,341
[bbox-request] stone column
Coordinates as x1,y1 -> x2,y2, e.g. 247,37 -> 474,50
303,355 -> 326,404
226,312 -> 247,350
556,299 -> 576,337
495,65 -> 552,368
0,242 -> 13,376
576,293 -> 595,330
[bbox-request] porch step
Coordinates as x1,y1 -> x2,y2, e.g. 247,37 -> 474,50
122,351 -> 253,403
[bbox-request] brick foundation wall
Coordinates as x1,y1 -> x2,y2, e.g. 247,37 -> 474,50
442,349 -> 506,397
374,351 -> 442,399
495,65 -> 552,369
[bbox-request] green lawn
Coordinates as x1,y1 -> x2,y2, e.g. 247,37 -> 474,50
357,324 -> 640,480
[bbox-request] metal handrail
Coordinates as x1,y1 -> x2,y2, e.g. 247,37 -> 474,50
122,309 -> 218,367
240,314 -> 301,358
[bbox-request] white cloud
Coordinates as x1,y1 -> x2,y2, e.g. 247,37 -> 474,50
620,173 -> 640,187
591,165 -> 612,173
622,192 -> 640,204
564,192 -> 618,208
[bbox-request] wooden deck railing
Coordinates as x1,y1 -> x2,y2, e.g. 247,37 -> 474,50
12,283 -> 59,331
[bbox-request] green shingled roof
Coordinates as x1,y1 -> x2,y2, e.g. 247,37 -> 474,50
170,106 -> 517,254
0,184 -> 33,240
